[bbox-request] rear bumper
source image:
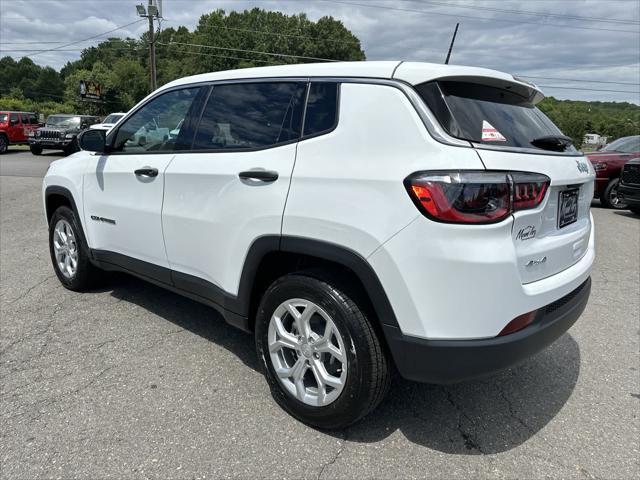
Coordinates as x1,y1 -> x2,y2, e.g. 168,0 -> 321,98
385,277 -> 590,384
619,183 -> 640,207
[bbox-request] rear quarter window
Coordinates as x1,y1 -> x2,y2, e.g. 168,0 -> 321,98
303,82 -> 339,137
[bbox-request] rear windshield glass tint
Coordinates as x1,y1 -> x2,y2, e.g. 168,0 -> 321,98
303,82 -> 338,137
416,81 -> 576,152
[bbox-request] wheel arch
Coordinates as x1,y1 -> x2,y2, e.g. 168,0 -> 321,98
234,236 -> 401,337
44,186 -> 80,226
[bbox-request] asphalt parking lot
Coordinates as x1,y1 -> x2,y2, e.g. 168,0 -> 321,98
1,149 -> 638,479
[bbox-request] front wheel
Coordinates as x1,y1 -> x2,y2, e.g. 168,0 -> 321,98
602,178 -> 628,209
0,135 -> 8,154
63,138 -> 79,155
49,206 -> 100,291
30,145 -> 43,155
255,274 -> 391,429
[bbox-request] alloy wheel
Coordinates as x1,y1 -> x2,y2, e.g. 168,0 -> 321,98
268,298 -> 347,407
609,182 -> 628,209
53,219 -> 79,279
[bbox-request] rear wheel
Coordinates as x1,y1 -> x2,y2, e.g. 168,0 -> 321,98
30,145 -> 43,155
49,206 -> 100,291
0,135 -> 8,154
255,274 -> 391,429
602,178 -> 627,209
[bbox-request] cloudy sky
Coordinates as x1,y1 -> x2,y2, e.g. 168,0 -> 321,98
1,0 -> 639,103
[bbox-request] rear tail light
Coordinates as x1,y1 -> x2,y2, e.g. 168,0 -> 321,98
405,171 -> 550,224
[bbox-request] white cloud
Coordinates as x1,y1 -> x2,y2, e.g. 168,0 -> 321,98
0,0 -> 638,102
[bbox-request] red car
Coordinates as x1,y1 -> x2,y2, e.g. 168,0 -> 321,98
587,135 -> 640,209
0,111 -> 41,154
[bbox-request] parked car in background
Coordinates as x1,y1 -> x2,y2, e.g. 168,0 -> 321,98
29,114 -> 100,155
0,111 -> 40,154
90,112 -> 126,132
587,135 -> 640,209
619,158 -> 640,215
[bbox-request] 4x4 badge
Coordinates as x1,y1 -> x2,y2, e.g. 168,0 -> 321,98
576,159 -> 589,173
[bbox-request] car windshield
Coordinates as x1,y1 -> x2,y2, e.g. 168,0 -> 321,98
103,114 -> 124,124
416,80 -> 577,153
0,113 -> 7,124
46,115 -> 81,128
601,136 -> 640,153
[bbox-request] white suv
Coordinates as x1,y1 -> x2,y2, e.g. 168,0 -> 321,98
43,61 -> 595,428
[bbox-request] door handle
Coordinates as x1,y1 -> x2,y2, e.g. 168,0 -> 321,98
238,170 -> 279,182
134,167 -> 159,178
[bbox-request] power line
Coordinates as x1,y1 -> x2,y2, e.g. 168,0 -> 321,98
320,0 -> 640,34
538,85 -> 640,94
518,75 -> 640,87
405,0 -> 640,26
158,46 -> 282,66
25,19 -> 144,58
157,41 -> 340,62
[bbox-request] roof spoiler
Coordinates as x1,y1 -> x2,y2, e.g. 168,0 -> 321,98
432,74 -> 545,104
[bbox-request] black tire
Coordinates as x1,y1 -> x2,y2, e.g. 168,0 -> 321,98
30,145 -> 43,155
601,178 -> 627,209
0,134 -> 8,154
63,139 -> 79,155
630,206 -> 640,216
48,206 -> 101,291
255,274 -> 391,429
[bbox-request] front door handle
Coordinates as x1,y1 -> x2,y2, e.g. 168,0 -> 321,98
134,167 -> 159,178
238,170 -> 279,182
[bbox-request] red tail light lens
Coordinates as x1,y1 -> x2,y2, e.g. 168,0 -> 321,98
511,172 -> 549,210
498,310 -> 538,336
405,171 -> 550,224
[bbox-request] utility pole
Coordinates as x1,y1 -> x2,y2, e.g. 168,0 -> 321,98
136,1 -> 160,92
148,0 -> 157,92
444,23 -> 459,65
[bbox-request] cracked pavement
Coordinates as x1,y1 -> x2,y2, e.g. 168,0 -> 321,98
1,151 -> 639,479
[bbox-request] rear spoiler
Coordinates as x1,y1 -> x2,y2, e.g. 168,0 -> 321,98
428,75 -> 545,105
392,63 -> 545,105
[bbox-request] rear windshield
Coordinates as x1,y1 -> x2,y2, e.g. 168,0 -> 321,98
416,81 -> 577,153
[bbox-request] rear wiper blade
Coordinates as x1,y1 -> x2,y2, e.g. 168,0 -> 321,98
530,135 -> 573,152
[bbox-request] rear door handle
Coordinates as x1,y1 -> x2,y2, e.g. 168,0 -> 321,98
134,167 -> 158,178
238,170 -> 279,182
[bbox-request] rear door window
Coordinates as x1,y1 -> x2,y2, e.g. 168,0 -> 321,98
193,82 -> 306,151
416,81 -> 576,152
303,82 -> 339,137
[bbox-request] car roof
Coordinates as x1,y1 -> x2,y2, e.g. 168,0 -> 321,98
160,60 -> 544,103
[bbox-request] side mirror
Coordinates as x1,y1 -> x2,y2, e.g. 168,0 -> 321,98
81,122 -> 88,129
79,129 -> 106,153
9,119 -> 17,126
